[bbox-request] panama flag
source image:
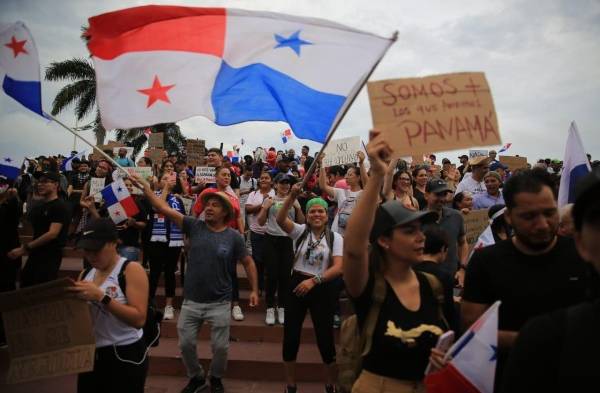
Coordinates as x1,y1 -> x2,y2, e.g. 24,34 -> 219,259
497,143 -> 511,154
86,5 -> 394,143
281,128 -> 293,143
100,178 -> 139,224
425,301 -> 500,393
558,122 -> 591,207
0,156 -> 21,180
60,150 -> 87,172
0,22 -> 43,116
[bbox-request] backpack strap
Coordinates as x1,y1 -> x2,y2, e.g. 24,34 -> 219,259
117,259 -> 132,295
81,266 -> 93,281
421,271 -> 450,330
360,270 -> 386,356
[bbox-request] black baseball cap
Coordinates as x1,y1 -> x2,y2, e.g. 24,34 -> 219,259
274,173 -> 297,184
370,201 -> 437,242
76,218 -> 119,251
426,179 -> 452,194
458,154 -> 468,160
34,171 -> 60,182
442,158 -> 451,164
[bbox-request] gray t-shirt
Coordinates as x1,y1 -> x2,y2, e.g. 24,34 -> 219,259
182,216 -> 248,303
423,207 -> 465,275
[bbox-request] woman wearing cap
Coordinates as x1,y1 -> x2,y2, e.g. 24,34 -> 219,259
147,171 -> 185,321
258,173 -> 305,326
452,191 -> 473,215
472,171 -> 505,210
276,183 -> 343,393
344,131 -> 449,393
70,218 -> 149,393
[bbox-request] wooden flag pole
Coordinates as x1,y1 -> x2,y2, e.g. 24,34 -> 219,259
300,31 -> 398,188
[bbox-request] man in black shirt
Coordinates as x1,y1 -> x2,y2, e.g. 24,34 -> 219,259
500,169 -> 600,392
8,171 -> 71,287
462,169 -> 595,391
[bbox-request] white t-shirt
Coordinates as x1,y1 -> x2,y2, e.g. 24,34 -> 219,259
331,188 -> 362,235
455,173 -> 486,195
246,189 -> 275,234
239,176 -> 257,212
289,223 -> 343,276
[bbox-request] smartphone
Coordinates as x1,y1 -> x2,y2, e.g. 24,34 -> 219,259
424,330 -> 455,375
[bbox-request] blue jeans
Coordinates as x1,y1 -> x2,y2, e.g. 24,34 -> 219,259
118,246 -> 141,261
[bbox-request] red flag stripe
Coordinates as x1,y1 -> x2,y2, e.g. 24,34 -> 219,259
424,364 -> 481,393
87,6 -> 226,60
120,196 -> 140,217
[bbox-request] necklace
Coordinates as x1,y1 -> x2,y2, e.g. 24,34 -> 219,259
305,230 -> 326,264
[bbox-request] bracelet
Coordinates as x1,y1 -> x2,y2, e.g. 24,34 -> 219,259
312,274 -> 323,285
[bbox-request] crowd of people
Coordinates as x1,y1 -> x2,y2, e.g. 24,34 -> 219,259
0,135 -> 598,393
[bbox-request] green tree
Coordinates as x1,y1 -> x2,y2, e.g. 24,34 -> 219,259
115,123 -> 186,160
44,58 -> 107,145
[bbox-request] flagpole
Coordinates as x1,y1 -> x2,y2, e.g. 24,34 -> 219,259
45,113 -> 128,175
300,31 -> 398,188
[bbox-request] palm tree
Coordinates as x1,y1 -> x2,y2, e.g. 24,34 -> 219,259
45,58 -> 107,145
115,123 -> 187,160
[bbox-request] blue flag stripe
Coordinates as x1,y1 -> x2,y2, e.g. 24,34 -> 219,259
212,61 -> 345,144
567,163 -> 590,203
2,75 -> 43,116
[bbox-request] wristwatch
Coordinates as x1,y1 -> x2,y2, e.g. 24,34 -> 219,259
101,294 -> 112,305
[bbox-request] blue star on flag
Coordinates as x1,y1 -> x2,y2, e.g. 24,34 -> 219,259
117,187 -> 123,193
274,30 -> 313,56
489,345 -> 498,361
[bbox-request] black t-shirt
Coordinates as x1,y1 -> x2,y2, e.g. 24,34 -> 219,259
501,300 -> 600,393
463,236 -> 596,388
351,270 -> 446,381
117,198 -> 148,247
413,188 -> 427,211
0,196 -> 21,254
414,261 -> 459,333
29,198 -> 71,251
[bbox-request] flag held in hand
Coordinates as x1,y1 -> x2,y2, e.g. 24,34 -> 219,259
100,178 -> 139,224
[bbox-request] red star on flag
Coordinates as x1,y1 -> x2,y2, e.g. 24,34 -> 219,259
4,36 -> 28,58
137,76 -> 175,108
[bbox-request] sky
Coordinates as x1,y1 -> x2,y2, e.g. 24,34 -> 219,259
1,0 -> 599,164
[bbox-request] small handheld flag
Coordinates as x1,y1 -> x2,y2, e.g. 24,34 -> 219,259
100,178 -> 139,224
0,156 -> 21,180
0,22 -> 44,116
558,122 -> 591,207
497,143 -> 511,154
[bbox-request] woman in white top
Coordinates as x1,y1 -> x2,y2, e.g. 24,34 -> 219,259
276,183 -> 343,393
69,218 -> 149,393
318,152 -> 367,236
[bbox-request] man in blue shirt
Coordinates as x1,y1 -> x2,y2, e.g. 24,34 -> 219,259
473,171 -> 505,209
115,148 -> 135,167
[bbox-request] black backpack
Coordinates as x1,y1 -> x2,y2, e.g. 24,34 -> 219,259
82,260 -> 163,347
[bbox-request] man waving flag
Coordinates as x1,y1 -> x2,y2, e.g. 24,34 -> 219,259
86,5 -> 394,143
0,21 -> 44,117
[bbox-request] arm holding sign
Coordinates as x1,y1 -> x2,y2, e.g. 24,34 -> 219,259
317,154 -> 335,199
129,173 -> 184,229
382,158 -> 399,201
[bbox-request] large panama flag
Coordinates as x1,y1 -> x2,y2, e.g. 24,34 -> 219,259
0,21 -> 44,116
86,5 -> 394,143
558,121 -> 591,207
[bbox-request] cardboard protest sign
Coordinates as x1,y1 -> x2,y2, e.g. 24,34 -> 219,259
0,278 -> 95,383
91,141 -> 125,161
126,167 -> 153,194
499,155 -> 528,171
186,139 -> 206,167
469,149 -> 488,158
89,177 -> 105,203
463,209 -> 490,252
195,166 -> 216,184
368,72 -> 501,157
112,146 -> 134,158
322,136 -> 361,167
148,132 -> 164,148
146,148 -> 165,165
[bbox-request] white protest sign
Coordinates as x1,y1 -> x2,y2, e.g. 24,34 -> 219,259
112,147 -> 134,158
469,149 -> 488,158
322,136 -> 362,167
181,196 -> 195,216
89,177 -> 105,202
195,167 -> 216,184
126,167 -> 153,194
